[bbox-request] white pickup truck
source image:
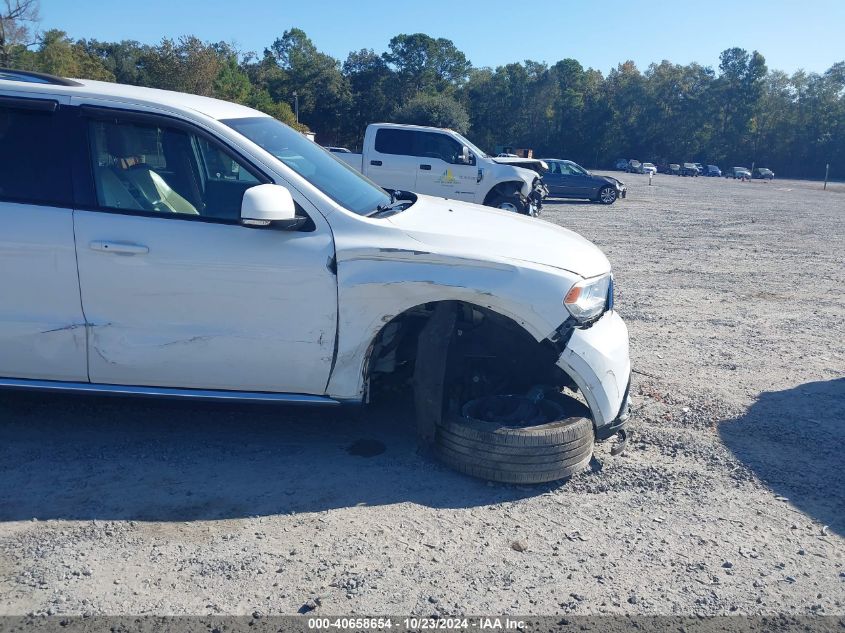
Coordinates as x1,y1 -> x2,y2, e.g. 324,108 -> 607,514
337,123 -> 549,216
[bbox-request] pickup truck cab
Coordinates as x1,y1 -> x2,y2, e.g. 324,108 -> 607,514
0,70 -> 631,484
337,123 -> 548,216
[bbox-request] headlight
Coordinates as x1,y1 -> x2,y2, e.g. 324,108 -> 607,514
564,274 -> 612,322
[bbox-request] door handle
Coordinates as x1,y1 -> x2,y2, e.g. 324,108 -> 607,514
420,164 -> 431,170
370,160 -> 382,166
89,241 -> 149,255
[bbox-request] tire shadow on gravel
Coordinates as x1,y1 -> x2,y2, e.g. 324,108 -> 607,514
719,378 -> 845,536
544,199 -> 595,206
0,391 -> 557,522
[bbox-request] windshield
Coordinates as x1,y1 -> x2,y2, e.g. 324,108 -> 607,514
564,160 -> 589,176
222,117 -> 390,215
451,131 -> 489,159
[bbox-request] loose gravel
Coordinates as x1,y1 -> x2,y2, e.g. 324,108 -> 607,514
0,174 -> 842,617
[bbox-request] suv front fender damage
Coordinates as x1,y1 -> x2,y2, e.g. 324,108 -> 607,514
556,311 -> 632,437
325,246 -> 631,478
387,300 -> 631,449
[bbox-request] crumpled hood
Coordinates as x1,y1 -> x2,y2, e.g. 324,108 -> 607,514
492,157 -> 548,174
387,195 -> 611,278
599,174 -> 625,188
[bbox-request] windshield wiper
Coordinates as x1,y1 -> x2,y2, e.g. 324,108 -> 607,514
367,190 -> 415,218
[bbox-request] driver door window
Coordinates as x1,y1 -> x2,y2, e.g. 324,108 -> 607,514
416,132 -> 462,164
413,132 -> 477,202
88,118 -> 262,220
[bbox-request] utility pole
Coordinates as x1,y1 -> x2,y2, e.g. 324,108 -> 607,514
293,91 -> 299,123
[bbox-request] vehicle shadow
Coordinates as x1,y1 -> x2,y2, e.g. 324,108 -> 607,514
0,391 -> 553,522
719,378 -> 845,536
544,198 -> 595,206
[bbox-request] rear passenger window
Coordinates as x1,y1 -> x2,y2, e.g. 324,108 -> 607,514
374,128 -> 417,155
0,103 -> 73,206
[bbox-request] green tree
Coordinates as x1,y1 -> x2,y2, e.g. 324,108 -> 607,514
78,39 -> 149,85
342,48 -> 396,148
715,47 -> 768,162
383,33 -> 471,97
0,0 -> 38,67
266,28 -> 349,141
213,45 -> 252,103
32,29 -> 114,80
393,92 -> 469,133
140,36 -> 223,96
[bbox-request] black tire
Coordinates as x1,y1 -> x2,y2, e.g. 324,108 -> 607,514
488,193 -> 529,215
596,185 -> 617,205
434,396 -> 594,484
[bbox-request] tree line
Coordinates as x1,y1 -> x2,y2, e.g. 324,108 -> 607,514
2,3 -> 843,178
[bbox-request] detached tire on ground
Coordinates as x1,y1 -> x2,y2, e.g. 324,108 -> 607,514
435,395 -> 594,484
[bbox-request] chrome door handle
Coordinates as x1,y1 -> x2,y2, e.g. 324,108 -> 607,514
89,241 -> 149,255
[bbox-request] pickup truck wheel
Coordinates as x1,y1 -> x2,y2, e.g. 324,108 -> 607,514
597,186 -> 617,205
435,395 -> 594,484
489,193 -> 528,214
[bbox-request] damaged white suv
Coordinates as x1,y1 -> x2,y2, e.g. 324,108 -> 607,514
0,70 -> 631,483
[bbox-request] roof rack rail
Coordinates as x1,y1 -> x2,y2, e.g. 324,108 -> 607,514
0,68 -> 83,87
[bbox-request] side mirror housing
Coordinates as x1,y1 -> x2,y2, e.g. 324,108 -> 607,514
241,184 -> 305,230
457,145 -> 473,165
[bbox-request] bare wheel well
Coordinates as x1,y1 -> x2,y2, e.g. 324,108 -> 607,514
365,301 -> 575,410
482,181 -> 525,206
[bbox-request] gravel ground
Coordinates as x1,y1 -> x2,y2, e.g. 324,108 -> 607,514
0,174 -> 843,618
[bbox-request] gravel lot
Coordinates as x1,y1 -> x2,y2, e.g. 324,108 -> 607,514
0,174 -> 843,618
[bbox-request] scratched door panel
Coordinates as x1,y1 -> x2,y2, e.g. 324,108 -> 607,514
0,94 -> 88,382
73,211 -> 338,394
0,203 -> 88,381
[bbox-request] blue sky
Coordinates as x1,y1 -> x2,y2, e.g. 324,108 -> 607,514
38,0 -> 844,75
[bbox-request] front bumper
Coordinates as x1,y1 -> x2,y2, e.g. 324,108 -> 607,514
528,180 -> 549,214
611,181 -> 627,198
556,311 -> 631,435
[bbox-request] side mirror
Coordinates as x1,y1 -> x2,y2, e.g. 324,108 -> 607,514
457,145 -> 473,165
241,184 -> 306,231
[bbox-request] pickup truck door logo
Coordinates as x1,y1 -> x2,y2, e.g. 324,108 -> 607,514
436,168 -> 459,185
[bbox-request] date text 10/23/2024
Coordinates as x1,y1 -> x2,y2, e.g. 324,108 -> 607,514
307,618 -> 526,630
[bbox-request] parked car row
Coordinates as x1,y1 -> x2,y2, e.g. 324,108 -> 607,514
725,167 -> 775,180
616,158 -> 774,180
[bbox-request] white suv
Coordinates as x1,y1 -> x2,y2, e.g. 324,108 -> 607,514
0,70 -> 631,483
